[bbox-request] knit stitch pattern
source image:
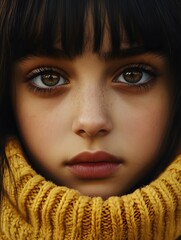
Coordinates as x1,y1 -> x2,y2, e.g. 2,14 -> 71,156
0,138 -> 181,240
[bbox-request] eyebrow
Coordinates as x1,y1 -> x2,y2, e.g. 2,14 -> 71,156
19,46 -> 164,62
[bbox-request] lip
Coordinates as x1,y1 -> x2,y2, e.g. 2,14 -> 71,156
66,151 -> 122,179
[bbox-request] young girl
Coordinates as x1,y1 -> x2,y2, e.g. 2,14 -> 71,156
0,0 -> 181,239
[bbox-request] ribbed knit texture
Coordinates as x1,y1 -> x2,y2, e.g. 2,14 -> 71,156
0,138 -> 181,240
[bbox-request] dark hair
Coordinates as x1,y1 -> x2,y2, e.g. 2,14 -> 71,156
0,0 -> 181,205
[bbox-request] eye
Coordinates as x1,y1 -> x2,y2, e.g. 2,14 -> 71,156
113,64 -> 157,86
27,67 -> 69,89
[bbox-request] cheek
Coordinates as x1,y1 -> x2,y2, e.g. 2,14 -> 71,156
13,91 -> 74,158
129,108 -> 167,147
113,90 -> 171,161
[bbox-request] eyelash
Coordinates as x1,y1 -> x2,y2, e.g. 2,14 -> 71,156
26,67 -> 68,94
26,64 -> 158,94
113,63 -> 158,91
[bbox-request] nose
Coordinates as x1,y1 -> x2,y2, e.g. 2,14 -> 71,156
72,87 -> 112,138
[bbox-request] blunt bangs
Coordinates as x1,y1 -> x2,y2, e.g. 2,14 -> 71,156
1,0 -> 181,60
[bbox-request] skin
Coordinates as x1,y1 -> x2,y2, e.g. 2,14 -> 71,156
11,41 -> 172,199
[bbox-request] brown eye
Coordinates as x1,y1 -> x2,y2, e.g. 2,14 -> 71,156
113,64 -> 156,86
41,73 -> 60,86
123,69 -> 143,83
27,67 -> 69,89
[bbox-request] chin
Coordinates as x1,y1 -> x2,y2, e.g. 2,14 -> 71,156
74,184 -> 123,200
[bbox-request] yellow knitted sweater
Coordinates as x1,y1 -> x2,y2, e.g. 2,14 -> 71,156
0,138 -> 181,240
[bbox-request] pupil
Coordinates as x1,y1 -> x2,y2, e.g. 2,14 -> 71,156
123,70 -> 142,83
41,74 -> 59,86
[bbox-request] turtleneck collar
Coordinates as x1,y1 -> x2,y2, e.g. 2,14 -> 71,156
1,138 -> 181,239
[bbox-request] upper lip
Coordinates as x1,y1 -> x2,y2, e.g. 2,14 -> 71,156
67,151 -> 122,165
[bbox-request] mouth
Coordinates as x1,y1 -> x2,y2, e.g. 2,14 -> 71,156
66,151 -> 122,179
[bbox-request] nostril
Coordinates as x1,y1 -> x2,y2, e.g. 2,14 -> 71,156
98,129 -> 109,136
72,114 -> 113,138
77,129 -> 86,135
76,128 -> 109,138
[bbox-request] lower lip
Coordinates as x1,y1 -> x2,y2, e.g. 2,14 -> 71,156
67,162 -> 120,179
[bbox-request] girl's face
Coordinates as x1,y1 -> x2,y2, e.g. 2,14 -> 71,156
12,36 -> 172,199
